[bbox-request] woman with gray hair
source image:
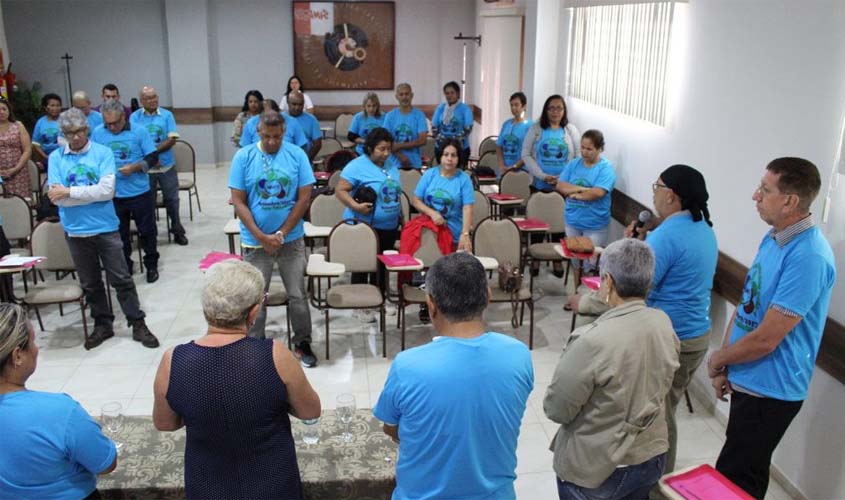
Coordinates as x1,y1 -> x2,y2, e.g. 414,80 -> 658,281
0,303 -> 117,499
152,260 -> 320,499
544,239 -> 680,500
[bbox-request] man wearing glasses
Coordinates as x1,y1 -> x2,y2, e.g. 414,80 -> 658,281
46,108 -> 158,350
708,158 -> 835,499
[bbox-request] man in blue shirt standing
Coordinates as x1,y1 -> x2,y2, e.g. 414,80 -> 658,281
46,108 -> 158,350
286,91 -> 322,161
72,90 -> 103,132
382,83 -> 428,169
130,85 -> 187,246
93,83 -> 132,121
91,100 -> 161,283
374,252 -> 533,499
708,157 -> 835,499
229,110 -> 317,368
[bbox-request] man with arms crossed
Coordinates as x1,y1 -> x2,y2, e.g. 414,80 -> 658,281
374,252 -> 534,499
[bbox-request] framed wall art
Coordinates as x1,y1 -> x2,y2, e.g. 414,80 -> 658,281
292,1 -> 395,90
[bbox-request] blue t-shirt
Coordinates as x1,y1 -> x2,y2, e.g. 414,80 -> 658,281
414,167 -> 475,243
432,102 -> 474,150
496,118 -> 533,169
349,112 -> 385,156
728,226 -> 835,401
239,114 -> 308,150
90,124 -> 156,198
340,155 -> 402,230
32,116 -> 63,156
86,110 -> 103,131
382,107 -> 428,169
228,141 -> 315,247
374,333 -> 533,500
0,391 -> 116,500
645,212 -> 718,340
560,157 -> 615,230
288,112 -> 322,151
47,142 -> 119,236
129,107 -> 179,167
532,127 -> 572,190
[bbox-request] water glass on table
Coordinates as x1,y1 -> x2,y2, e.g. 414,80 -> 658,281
100,401 -> 125,451
302,416 -> 320,445
336,393 -> 356,443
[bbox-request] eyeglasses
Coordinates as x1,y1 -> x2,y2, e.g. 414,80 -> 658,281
652,182 -> 669,192
547,106 -> 565,112
64,128 -> 88,138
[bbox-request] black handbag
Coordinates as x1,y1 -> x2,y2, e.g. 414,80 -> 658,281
353,185 -> 378,205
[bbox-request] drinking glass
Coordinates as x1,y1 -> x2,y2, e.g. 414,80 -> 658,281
100,401 -> 125,451
336,393 -> 356,443
302,417 -> 320,445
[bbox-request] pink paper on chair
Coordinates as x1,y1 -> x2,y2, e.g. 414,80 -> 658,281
515,218 -> 550,231
487,193 -> 521,201
580,276 -> 601,290
314,171 -> 331,180
199,252 -> 242,270
665,465 -> 754,500
378,254 -> 418,267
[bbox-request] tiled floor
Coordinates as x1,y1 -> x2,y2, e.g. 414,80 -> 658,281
20,165 -> 794,500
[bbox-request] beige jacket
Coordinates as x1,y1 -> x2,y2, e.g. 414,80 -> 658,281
544,300 -> 680,488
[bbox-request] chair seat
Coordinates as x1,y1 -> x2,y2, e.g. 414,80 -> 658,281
528,242 -> 565,261
223,219 -> 240,234
400,284 -> 427,304
488,281 -> 532,302
23,284 -> 84,304
9,247 -> 31,257
327,284 -> 382,308
178,178 -> 195,189
339,139 -> 354,149
267,281 -> 288,306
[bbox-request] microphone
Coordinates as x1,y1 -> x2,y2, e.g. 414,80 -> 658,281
633,210 -> 652,238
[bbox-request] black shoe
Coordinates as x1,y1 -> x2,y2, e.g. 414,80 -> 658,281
295,341 -> 318,368
418,305 -> 430,323
173,233 -> 189,246
125,260 -> 135,274
146,268 -> 159,283
84,325 -> 115,350
131,319 -> 160,348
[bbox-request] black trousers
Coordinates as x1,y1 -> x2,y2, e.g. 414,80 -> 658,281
715,391 -> 802,499
351,227 -> 399,290
114,190 -> 159,271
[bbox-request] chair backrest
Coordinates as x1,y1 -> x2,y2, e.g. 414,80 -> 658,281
473,217 -> 521,267
526,191 -> 566,233
420,136 -> 436,165
30,220 -> 75,271
499,170 -> 532,200
0,194 -> 33,240
173,140 -> 196,176
477,151 -> 498,170
309,193 -> 346,227
28,160 -> 40,193
327,220 -> 378,273
334,113 -> 354,139
327,170 -> 343,189
472,190 -> 490,230
400,191 -> 410,225
413,227 -> 444,267
316,138 -> 343,160
478,135 -> 498,158
399,168 -> 422,198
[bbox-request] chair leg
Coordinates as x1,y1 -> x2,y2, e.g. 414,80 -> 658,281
684,389 -> 694,413
400,306 -> 406,351
80,299 -> 89,344
381,304 -> 386,358
324,309 -> 330,360
22,270 -> 28,293
194,188 -> 202,212
564,260 -> 571,287
34,306 -> 44,331
286,304 -> 292,350
519,301 -> 525,325
570,311 -> 578,333
59,303 -> 64,316
188,191 -> 193,221
529,301 -> 534,350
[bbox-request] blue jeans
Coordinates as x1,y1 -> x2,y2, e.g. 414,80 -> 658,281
557,454 -> 666,500
565,224 -> 608,273
149,167 -> 185,236
243,239 -> 311,343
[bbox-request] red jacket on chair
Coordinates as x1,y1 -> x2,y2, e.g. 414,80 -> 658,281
399,215 -> 455,257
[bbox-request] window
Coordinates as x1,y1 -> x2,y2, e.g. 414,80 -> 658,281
567,2 -> 676,126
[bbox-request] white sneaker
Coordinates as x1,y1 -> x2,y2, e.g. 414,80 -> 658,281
357,309 -> 377,323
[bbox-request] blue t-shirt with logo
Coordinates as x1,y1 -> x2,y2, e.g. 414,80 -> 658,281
414,167 -> 475,243
90,125 -> 156,198
340,155 -> 402,230
646,212 -> 718,340
0,391 -> 116,500
32,116 -> 63,156
532,127 -> 572,190
86,111 -> 103,131
374,332 -> 533,500
559,157 -> 615,230
228,142 -> 315,247
47,142 -> 119,236
432,102 -> 474,151
383,107 -> 428,169
349,112 -> 385,156
289,112 -> 322,151
129,108 -> 179,167
496,118 -> 533,169
239,114 -> 308,150
728,226 -> 835,401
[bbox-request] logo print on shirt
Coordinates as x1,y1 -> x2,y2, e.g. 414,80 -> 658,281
540,138 -> 569,165
109,141 -> 131,161
502,134 -> 520,156
43,127 -> 60,144
67,164 -> 99,187
425,188 -> 454,216
741,263 -> 762,315
393,124 -> 414,143
145,124 -> 165,144
257,170 -> 291,200
380,178 -> 401,204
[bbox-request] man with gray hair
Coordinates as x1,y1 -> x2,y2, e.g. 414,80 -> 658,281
72,90 -> 103,131
381,83 -> 428,169
373,252 -> 533,499
229,110 -> 317,367
46,108 -> 158,350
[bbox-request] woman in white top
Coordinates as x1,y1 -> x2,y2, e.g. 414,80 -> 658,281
280,75 -> 314,113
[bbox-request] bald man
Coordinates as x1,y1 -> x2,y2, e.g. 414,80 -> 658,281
129,85 -> 187,245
